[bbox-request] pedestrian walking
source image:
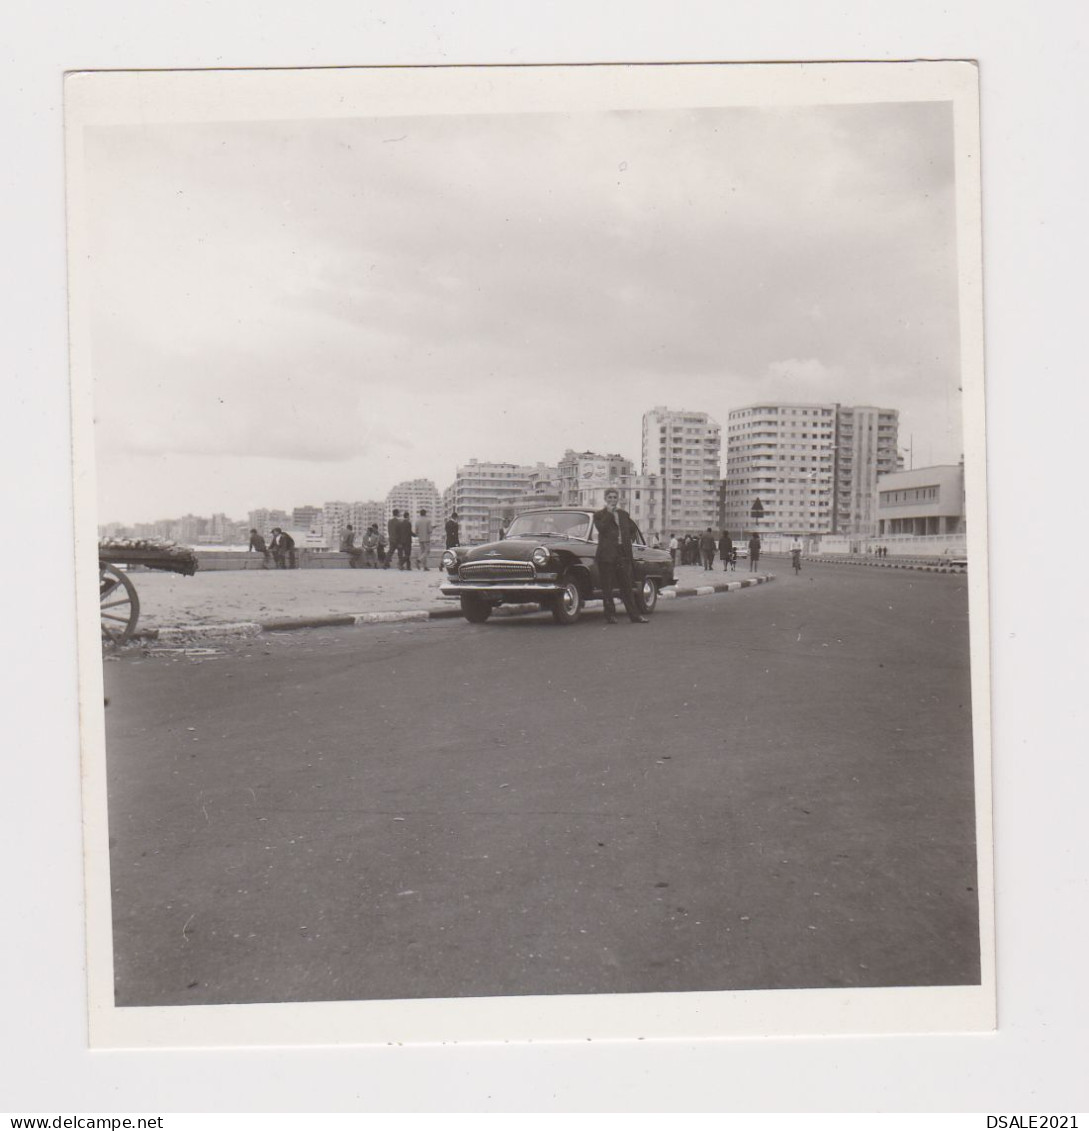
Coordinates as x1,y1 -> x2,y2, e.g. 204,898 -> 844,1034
445,510 -> 461,549
719,530 -> 733,572
668,533 -> 679,566
415,508 -> 433,570
699,527 -> 717,570
592,487 -> 648,624
248,528 -> 271,568
748,532 -> 761,572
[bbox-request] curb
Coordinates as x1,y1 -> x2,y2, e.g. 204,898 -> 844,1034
146,572 -> 775,640
805,557 -> 967,575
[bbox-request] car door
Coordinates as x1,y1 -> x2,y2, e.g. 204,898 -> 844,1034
629,520 -> 649,586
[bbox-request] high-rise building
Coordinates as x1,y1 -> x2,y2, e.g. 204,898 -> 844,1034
385,479 -> 444,530
448,461 -> 553,544
624,473 -> 666,541
292,505 -> 323,533
641,407 -> 722,536
503,465 -> 562,524
321,501 -> 351,547
348,500 -> 385,534
834,405 -> 901,535
248,508 -> 289,538
722,402 -> 898,537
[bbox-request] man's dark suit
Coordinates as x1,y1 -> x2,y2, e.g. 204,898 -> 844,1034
593,506 -> 642,622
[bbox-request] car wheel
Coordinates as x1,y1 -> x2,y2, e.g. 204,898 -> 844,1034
460,594 -> 493,623
550,577 -> 584,625
636,576 -> 659,615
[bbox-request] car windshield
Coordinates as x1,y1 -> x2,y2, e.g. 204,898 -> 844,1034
504,511 -> 591,540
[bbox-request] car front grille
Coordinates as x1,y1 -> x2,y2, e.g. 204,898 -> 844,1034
459,561 -> 535,580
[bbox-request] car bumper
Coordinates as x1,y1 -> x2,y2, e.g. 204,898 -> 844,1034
440,580 -> 565,597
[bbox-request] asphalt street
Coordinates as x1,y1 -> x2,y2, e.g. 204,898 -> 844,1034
102,561 -> 981,1006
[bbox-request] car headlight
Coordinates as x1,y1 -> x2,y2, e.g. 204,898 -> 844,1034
530,546 -> 551,569
441,549 -> 458,571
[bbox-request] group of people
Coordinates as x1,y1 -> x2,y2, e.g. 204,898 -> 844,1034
339,508 -> 462,571
252,509 -> 464,572
339,523 -> 384,568
668,530 -> 762,572
870,545 -> 890,558
247,527 -> 296,569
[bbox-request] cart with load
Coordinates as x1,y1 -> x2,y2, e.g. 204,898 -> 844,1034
98,539 -> 199,646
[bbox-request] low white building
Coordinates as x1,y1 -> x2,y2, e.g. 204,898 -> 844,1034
876,464 -> 965,538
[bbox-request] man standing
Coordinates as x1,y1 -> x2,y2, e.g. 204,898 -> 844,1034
719,530 -> 733,572
398,509 -> 414,570
386,509 -> 401,570
593,488 -> 648,625
699,527 -> 717,571
445,510 -> 460,549
748,531 -> 761,572
415,508 -> 432,571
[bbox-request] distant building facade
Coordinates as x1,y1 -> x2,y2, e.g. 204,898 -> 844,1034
447,461 -> 553,544
349,500 -> 386,534
292,505 -> 323,533
385,478 -> 444,529
723,402 -> 898,537
557,450 -> 635,508
248,508 -> 290,539
503,465 -> 563,524
641,407 -> 721,536
321,501 -> 351,547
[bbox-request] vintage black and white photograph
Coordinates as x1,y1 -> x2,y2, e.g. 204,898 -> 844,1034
66,62 -> 992,1047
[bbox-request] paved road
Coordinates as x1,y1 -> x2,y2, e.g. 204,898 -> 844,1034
102,562 -> 981,1006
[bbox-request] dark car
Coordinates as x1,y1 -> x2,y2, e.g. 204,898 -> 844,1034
440,507 -> 676,624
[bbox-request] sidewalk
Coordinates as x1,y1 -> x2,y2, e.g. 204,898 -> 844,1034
124,562 -> 774,638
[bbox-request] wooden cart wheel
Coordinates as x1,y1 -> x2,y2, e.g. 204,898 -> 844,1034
100,562 -> 140,646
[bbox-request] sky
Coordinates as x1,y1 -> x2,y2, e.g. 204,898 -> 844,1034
84,100 -> 963,525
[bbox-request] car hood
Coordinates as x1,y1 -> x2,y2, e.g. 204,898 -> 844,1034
462,538 -> 569,563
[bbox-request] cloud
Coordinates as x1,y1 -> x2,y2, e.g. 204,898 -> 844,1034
84,102 -> 963,522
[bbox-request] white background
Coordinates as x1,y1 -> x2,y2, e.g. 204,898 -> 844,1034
3,0 -> 1086,1114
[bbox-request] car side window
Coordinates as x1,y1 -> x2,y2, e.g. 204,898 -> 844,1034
631,522 -> 646,548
